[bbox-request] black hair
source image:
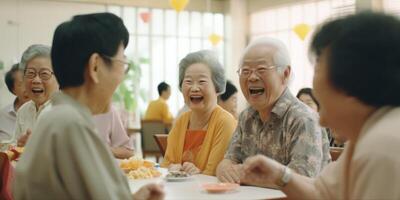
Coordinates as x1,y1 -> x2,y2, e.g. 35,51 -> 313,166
51,12 -> 129,89
310,12 -> 400,107
219,80 -> 238,101
158,82 -> 170,96
4,63 -> 21,94
296,87 -> 319,109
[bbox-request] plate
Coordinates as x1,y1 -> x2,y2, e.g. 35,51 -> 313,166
201,183 -> 239,193
164,175 -> 192,182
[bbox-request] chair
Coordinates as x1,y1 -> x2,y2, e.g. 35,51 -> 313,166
0,152 -> 13,200
330,147 -> 344,161
153,134 -> 168,156
141,119 -> 168,162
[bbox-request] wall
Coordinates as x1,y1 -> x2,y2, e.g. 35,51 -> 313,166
0,0 -> 106,107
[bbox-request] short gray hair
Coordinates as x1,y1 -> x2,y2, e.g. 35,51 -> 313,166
241,37 -> 291,73
179,50 -> 226,94
19,44 -> 51,70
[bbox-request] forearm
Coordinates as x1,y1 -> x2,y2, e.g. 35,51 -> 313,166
111,147 -> 134,159
281,173 -> 321,199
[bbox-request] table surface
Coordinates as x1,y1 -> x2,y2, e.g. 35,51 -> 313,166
128,172 -> 286,200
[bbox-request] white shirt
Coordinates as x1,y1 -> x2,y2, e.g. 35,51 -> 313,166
13,100 -> 52,143
0,102 -> 17,142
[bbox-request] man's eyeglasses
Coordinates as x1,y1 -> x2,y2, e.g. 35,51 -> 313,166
24,68 -> 54,81
101,54 -> 130,74
236,65 -> 276,78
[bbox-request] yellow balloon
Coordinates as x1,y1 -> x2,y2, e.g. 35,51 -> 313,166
170,0 -> 189,12
293,24 -> 311,41
208,33 -> 222,46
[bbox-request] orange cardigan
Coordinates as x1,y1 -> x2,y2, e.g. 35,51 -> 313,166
161,106 -> 237,175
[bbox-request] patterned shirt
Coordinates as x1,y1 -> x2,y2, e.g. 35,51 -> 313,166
225,89 -> 331,177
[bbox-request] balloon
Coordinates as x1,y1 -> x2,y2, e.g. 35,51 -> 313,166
293,24 -> 311,41
208,33 -> 222,46
170,0 -> 189,12
140,12 -> 151,23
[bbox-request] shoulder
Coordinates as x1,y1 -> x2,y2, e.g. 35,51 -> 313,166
285,100 -> 319,127
17,101 -> 35,115
213,106 -> 237,126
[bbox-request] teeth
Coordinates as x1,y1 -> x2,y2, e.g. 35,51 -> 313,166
249,87 -> 264,95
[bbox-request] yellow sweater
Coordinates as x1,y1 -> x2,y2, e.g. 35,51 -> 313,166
144,98 -> 173,124
161,106 -> 237,175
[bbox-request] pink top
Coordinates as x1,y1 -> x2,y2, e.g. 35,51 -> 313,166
93,106 -> 133,150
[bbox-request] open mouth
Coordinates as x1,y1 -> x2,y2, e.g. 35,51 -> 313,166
249,87 -> 265,96
32,88 -> 44,94
190,95 -> 204,104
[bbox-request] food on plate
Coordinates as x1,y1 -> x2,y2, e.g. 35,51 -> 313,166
120,157 -> 161,179
127,167 -> 161,180
5,147 -> 24,161
166,171 -> 189,178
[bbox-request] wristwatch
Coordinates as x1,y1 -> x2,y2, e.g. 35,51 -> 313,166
276,166 -> 292,188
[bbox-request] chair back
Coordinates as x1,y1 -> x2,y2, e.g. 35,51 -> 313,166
330,147 -> 344,161
141,120 -> 167,152
153,134 -> 168,156
0,152 -> 14,200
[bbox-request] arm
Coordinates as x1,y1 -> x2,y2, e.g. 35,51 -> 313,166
286,117 -> 326,177
109,108 -> 134,159
160,117 -> 182,168
216,125 -> 244,183
241,155 -> 322,199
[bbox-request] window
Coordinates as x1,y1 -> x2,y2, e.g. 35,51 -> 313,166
107,6 -> 225,115
250,0 -> 355,93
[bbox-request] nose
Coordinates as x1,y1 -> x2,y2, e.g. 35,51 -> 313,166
248,70 -> 260,81
32,74 -> 42,84
190,83 -> 200,92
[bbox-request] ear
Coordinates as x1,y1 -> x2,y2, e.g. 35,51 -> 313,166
87,53 -> 100,84
282,65 -> 291,84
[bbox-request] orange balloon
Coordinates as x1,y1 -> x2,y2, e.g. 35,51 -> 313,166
170,0 -> 189,12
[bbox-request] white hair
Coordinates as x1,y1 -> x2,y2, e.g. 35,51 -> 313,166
240,37 -> 291,73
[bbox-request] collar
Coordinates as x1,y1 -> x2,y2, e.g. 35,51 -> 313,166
51,91 -> 94,126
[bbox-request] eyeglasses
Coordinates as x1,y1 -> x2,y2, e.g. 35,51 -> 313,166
101,54 -> 130,74
236,65 -> 276,78
24,68 -> 54,81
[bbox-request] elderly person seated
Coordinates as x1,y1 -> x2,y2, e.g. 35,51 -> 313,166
13,44 -> 59,147
297,87 -> 345,147
216,37 -> 330,183
241,12 -> 400,199
218,80 -> 238,119
0,63 -> 30,145
161,50 -> 237,176
94,105 -> 134,159
14,13 -> 163,200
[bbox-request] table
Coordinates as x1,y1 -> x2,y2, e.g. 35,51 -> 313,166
128,174 -> 286,200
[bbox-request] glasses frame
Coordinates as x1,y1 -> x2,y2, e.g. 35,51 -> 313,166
23,68 -> 54,81
100,54 -> 130,74
236,65 -> 276,78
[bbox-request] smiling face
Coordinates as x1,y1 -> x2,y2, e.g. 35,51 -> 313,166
24,56 -> 58,107
181,63 -> 218,113
239,45 -> 289,112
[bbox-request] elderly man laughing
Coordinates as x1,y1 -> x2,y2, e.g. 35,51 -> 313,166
216,37 -> 330,186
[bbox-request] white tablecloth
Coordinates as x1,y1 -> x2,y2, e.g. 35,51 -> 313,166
128,173 -> 286,200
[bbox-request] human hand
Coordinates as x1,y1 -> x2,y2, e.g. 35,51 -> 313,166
132,183 -> 164,200
216,160 -> 243,183
241,155 -> 283,188
181,162 -> 200,175
17,129 -> 32,147
168,164 -> 182,172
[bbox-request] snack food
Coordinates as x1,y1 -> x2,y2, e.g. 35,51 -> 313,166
120,157 -> 161,179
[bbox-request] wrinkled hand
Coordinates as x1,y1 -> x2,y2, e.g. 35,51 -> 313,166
168,164 -> 182,172
181,162 -> 200,175
17,129 -> 32,147
217,161 -> 243,183
132,183 -> 164,200
241,155 -> 283,188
